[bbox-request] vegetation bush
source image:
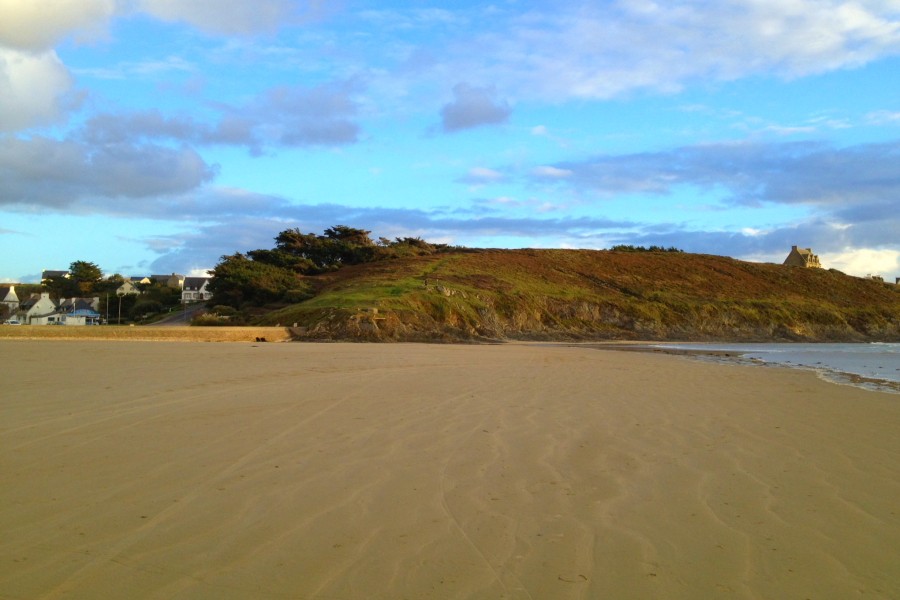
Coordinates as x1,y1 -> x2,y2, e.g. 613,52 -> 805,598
191,314 -> 234,326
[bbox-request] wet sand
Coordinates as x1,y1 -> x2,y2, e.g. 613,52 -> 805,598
2,341 -> 899,599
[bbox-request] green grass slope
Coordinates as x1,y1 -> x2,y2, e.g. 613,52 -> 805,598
258,249 -> 900,342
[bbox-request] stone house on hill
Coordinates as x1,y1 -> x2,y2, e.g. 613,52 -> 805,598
783,246 -> 821,268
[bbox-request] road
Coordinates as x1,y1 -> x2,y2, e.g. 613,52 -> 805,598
153,303 -> 207,326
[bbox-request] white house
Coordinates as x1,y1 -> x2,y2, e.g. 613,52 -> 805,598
182,277 -> 211,302
16,294 -> 102,325
1,285 -> 19,317
62,308 -> 102,326
18,293 -> 62,325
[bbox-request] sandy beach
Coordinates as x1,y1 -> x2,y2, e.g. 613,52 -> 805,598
2,341 -> 899,599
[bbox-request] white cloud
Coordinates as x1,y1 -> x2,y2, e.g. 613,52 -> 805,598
0,0 -> 115,132
463,167 -> 505,183
533,166 -> 573,179
464,0 -> 900,101
0,49 -> 75,131
0,0 -> 115,51
866,110 -> 900,124
821,247 -> 900,279
137,0 -> 327,35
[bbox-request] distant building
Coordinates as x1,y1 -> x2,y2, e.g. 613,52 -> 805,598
15,294 -> 101,325
783,246 -> 821,269
18,292 -> 60,325
182,277 -> 212,302
116,280 -> 141,296
58,298 -> 102,325
1,285 -> 19,315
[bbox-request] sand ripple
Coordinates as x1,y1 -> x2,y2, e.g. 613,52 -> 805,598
2,341 -> 899,599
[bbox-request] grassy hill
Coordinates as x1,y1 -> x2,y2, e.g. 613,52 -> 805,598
253,249 -> 900,342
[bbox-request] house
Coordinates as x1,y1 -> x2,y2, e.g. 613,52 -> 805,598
182,277 -> 212,302
129,276 -> 152,285
16,295 -> 103,325
116,280 -> 141,296
58,297 -> 100,314
1,285 -> 19,317
62,308 -> 102,326
783,245 -> 821,268
18,293 -> 62,325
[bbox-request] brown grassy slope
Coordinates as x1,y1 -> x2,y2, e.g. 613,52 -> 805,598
260,250 -> 900,342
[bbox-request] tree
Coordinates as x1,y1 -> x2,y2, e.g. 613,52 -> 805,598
43,270 -> 83,300
207,253 -> 298,308
69,260 -> 103,295
266,226 -> 376,273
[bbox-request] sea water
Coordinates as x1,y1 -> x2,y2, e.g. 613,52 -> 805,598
658,342 -> 900,394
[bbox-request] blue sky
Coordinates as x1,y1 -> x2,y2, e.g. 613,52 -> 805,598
1,0 -> 899,283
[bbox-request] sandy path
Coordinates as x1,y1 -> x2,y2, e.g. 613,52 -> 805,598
2,341 -> 898,599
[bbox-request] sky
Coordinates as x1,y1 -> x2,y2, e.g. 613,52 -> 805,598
1,0 -> 899,283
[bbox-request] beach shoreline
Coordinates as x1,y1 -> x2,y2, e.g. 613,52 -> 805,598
2,340 -> 898,599
585,341 -> 900,394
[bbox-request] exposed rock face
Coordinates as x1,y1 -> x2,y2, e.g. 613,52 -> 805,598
295,299 -> 900,343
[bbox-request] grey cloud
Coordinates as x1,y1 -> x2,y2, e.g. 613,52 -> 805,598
546,140 -> 900,208
440,83 -> 511,132
79,81 -> 361,152
82,111 -> 209,145
517,138 -> 900,260
0,135 -> 215,208
260,82 -> 361,146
